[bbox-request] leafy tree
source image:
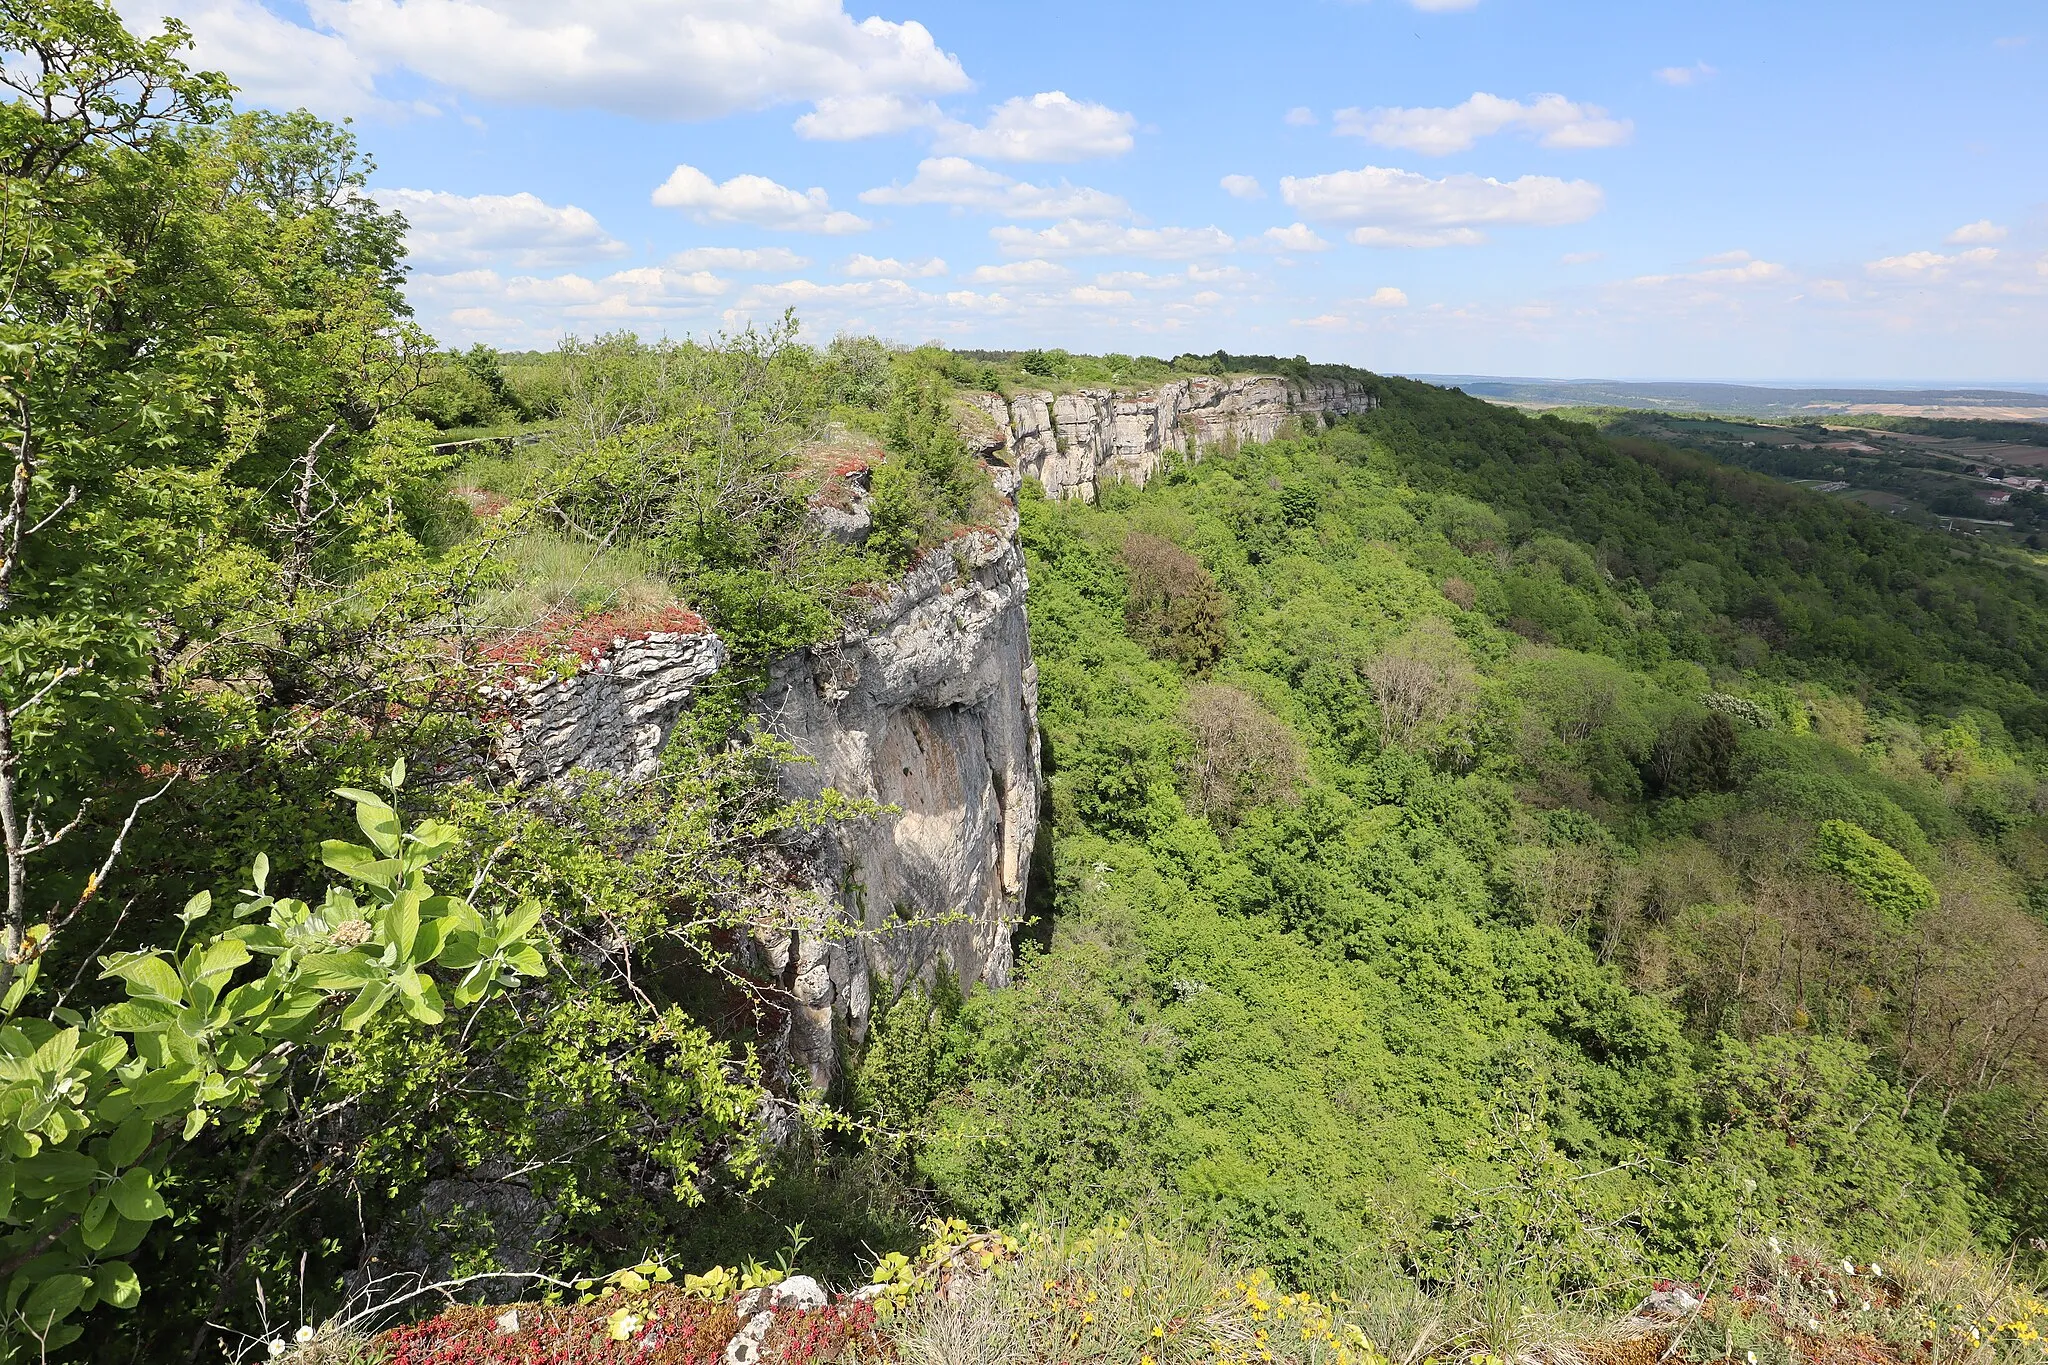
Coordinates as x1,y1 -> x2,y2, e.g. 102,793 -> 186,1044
0,774 -> 546,1356
1810,819 -> 1938,924
1120,532 -> 1230,673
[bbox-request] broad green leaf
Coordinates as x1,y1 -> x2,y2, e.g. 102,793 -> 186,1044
122,1064 -> 199,1114
387,892 -> 420,960
30,1027 -> 79,1078
504,944 -> 546,978
251,852 -> 270,895
22,1272 -> 91,1328
182,1110 -> 207,1141
294,952 -> 382,991
498,900 -> 543,948
436,932 -> 482,972
340,982 -> 394,1032
80,1194 -> 115,1251
216,1031 -> 267,1073
0,1161 -> 13,1219
396,973 -> 444,1025
344,796 -> 402,857
109,1169 -> 167,1222
408,818 -> 459,858
389,756 -> 406,789
222,975 -> 280,1021
103,955 -> 184,1004
178,890 -> 211,924
106,1115 -> 153,1168
188,939 -> 251,986
411,916 -> 445,965
319,840 -> 400,890
16,1150 -> 98,1197
94,1261 -> 141,1310
96,1000 -> 177,1034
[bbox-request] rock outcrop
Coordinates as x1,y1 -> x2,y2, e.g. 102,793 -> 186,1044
966,373 -> 1375,501
485,369 -> 1349,1084
753,516 -> 1038,1088
487,628 -> 728,786
486,528 -> 1039,1093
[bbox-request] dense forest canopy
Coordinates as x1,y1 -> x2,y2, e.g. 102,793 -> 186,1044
1,5 -> 2044,1361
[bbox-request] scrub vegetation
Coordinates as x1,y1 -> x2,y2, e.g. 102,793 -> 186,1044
2,5 -> 2044,1363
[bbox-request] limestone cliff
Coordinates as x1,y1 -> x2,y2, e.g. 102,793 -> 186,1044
488,523 -> 1038,1091
486,368 -> 1351,1086
965,372 -> 1376,501
753,515 -> 1038,1087
486,628 -> 727,786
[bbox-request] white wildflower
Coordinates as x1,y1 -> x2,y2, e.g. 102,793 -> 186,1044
266,1343 -> 286,1360
1768,1237 -> 1782,1256
295,1325 -> 315,1344
1870,1263 -> 1882,1277
1842,1259 -> 1856,1275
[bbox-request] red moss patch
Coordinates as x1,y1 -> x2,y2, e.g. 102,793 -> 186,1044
765,1300 -> 889,1365
374,1291 -> 737,1365
482,605 -> 707,679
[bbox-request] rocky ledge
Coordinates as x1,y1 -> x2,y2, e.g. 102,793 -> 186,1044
963,372 -> 1376,501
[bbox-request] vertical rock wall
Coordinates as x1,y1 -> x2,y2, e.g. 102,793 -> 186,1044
968,373 -> 1376,501
752,520 -> 1038,1089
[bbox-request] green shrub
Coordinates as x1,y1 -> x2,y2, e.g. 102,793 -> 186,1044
1810,819 -> 1938,923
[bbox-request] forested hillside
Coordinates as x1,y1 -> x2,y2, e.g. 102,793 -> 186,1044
2,7 -> 2045,1363
898,386 -> 2048,1284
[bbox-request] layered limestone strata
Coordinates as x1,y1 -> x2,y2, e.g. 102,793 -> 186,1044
486,629 -> 728,786
965,373 -> 1375,501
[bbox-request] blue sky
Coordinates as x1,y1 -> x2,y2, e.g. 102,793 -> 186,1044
125,0 -> 2047,380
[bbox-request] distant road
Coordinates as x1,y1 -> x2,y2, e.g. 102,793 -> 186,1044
1404,376 -> 2048,422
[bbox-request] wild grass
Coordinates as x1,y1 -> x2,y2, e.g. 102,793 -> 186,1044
472,529 -> 679,629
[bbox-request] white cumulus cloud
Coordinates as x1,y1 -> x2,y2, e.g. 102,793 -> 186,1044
121,0 -> 393,115
652,165 -> 870,234
1367,286 -> 1409,307
859,158 -> 1130,219
666,246 -> 811,272
1253,223 -> 1333,252
794,92 -> 943,140
844,254 -> 948,279
1284,106 -> 1318,127
1220,174 -> 1265,200
1282,165 -> 1603,244
966,259 -> 1071,284
934,91 -> 1135,161
1654,61 -> 1717,86
989,219 -> 1237,259
1633,251 -> 1791,287
309,0 -> 966,120
1335,93 -> 1631,155
376,188 -> 625,267
142,0 -> 971,122
1947,220 -> 2009,245
1866,247 -> 2000,277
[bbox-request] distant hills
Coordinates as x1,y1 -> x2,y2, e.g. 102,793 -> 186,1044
1410,375 -> 2048,421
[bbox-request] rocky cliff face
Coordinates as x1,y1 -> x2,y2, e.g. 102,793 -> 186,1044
965,373 -> 1375,501
487,629 -> 728,786
489,524 -> 1038,1092
488,370 -> 1346,1085
753,516 -> 1038,1088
